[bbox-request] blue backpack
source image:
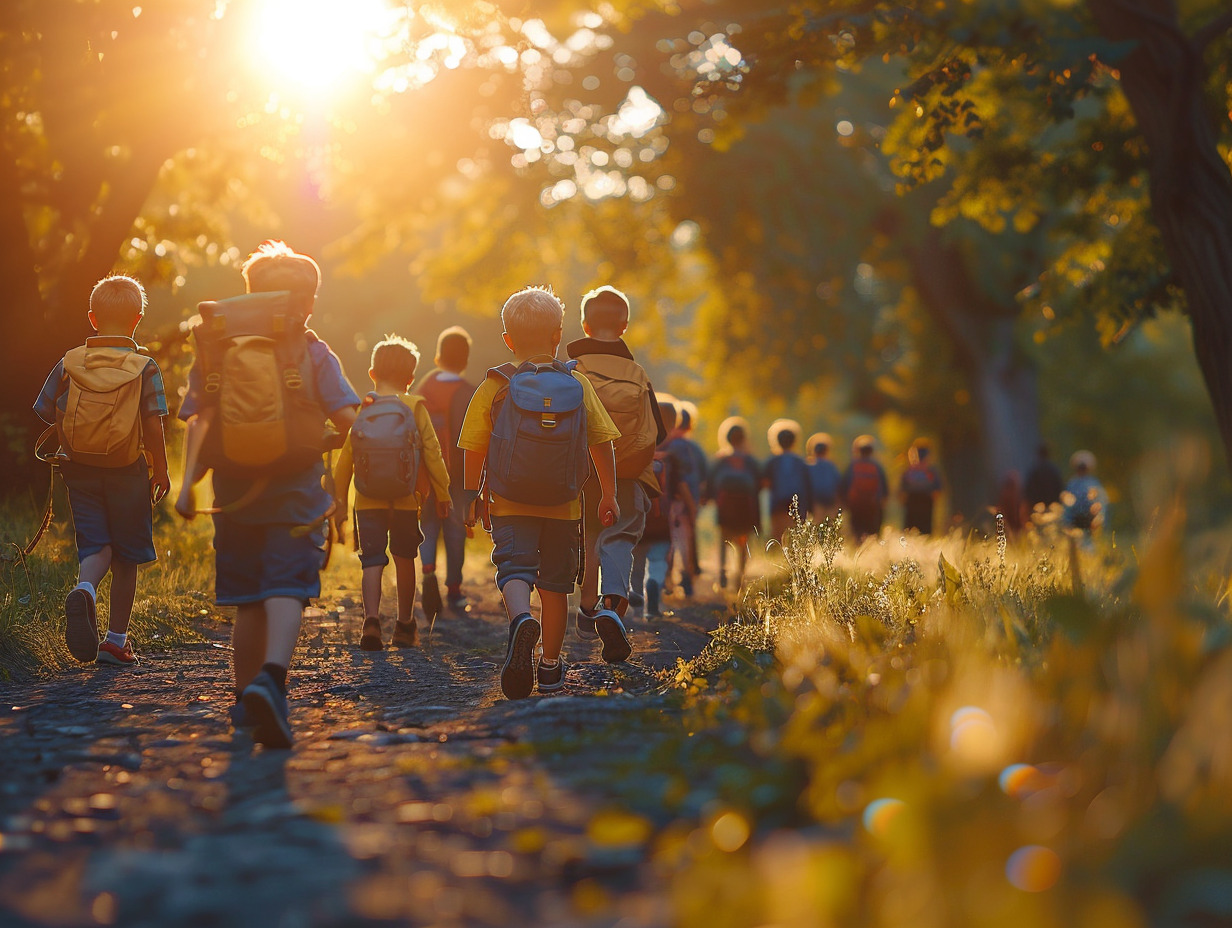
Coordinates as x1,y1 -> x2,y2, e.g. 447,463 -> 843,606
768,452 -> 811,510
485,360 -> 590,506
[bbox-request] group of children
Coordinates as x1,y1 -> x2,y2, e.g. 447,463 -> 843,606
34,244 -> 680,747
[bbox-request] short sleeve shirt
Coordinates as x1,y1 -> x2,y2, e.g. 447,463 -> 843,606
458,357 -> 620,520
179,337 -> 361,525
34,338 -> 168,425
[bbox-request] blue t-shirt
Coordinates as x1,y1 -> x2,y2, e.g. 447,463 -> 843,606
179,337 -> 360,525
765,452 -> 813,512
808,458 -> 842,506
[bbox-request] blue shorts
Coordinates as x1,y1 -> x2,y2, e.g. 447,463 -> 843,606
212,513 -> 326,606
489,515 -> 580,594
61,460 -> 156,565
355,509 -> 423,569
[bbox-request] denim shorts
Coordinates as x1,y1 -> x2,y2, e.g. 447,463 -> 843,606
212,513 -> 326,606
355,509 -> 423,569
489,515 -> 580,594
61,460 -> 156,565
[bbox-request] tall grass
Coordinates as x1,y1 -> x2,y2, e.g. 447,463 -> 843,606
662,503 -> 1232,928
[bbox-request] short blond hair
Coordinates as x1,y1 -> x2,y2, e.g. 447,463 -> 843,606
580,286 -> 630,332
241,240 -> 321,298
370,334 -> 420,386
501,286 -> 564,343
89,275 -> 146,326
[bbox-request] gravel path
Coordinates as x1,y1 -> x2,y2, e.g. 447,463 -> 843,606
0,581 -> 727,928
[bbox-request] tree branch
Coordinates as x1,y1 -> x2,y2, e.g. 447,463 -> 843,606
1193,9 -> 1232,52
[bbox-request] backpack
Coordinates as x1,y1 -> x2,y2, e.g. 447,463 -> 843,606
418,372 -> 467,477
573,354 -> 657,479
351,394 -> 422,500
846,459 -> 884,511
192,292 -> 327,476
57,345 -> 152,468
902,463 -> 938,496
714,453 -> 759,528
768,453 -> 811,510
809,458 -> 841,506
643,448 -> 675,539
485,360 -> 590,506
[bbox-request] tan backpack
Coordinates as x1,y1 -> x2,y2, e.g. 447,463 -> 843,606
574,354 -> 657,479
57,346 -> 152,468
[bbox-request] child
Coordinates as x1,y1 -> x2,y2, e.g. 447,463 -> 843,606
415,326 -> 478,617
662,401 -> 700,598
176,241 -> 361,749
33,275 -> 170,666
635,397 -> 692,617
900,439 -> 943,534
841,435 -> 889,543
806,432 -> 842,522
676,401 -> 708,580
459,286 -> 621,699
709,417 -> 761,590
763,418 -> 813,541
1062,449 -> 1109,534
333,336 -> 451,651
567,286 -> 666,637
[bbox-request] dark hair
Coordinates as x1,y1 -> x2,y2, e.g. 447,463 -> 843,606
812,440 -> 829,456
657,396 -> 678,432
436,325 -> 471,372
777,428 -> 796,451
726,423 -> 746,446
679,407 -> 693,429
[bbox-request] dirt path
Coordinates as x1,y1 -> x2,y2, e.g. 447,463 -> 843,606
0,580 -> 727,928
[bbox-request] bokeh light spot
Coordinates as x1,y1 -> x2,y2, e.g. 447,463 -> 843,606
862,798 -> 905,837
1006,845 -> 1061,892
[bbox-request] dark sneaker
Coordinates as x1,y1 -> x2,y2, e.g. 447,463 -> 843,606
645,579 -> 661,618
97,639 -> 138,666
537,657 -> 567,693
575,606 -> 599,641
242,670 -> 293,750
421,573 -> 442,622
229,700 -> 254,730
594,609 -> 632,664
360,617 -> 384,651
391,619 -> 419,648
64,587 -> 99,663
681,574 -> 694,598
446,589 -> 470,613
501,613 -> 541,700
628,591 -> 645,609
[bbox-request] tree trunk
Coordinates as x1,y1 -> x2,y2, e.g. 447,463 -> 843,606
1088,0 -> 1232,468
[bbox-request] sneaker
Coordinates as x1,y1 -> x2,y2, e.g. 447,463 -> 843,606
360,617 -> 384,651
229,700 -> 254,730
681,574 -> 694,598
421,573 -> 442,622
96,639 -> 138,666
501,613 -> 541,700
64,587 -> 99,663
594,609 -> 632,664
645,579 -> 661,618
537,657 -> 567,693
628,591 -> 645,609
446,588 -> 470,613
241,670 -> 293,750
391,619 -> 419,647
575,606 -> 599,641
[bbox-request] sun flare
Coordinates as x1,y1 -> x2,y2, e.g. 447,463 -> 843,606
250,0 -> 395,95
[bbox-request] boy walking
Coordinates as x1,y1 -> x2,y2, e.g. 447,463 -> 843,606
33,275 -> 170,666
460,286 -> 621,699
709,417 -> 761,591
415,326 -> 478,617
764,419 -> 813,541
842,435 -> 889,543
176,241 -> 361,748
567,286 -> 666,640
333,336 -> 452,651
634,397 -> 693,618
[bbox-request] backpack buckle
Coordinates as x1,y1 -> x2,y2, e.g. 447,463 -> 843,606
541,414 -> 557,429
204,372 -> 221,393
284,369 -> 303,390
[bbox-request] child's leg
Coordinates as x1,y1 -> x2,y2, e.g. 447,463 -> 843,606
540,590 -> 568,661
106,559 -> 138,635
232,603 -> 268,693
598,482 -> 648,616
500,579 -> 533,622
361,566 -> 385,618
580,534 -> 600,609
441,494 -> 468,592
392,555 -> 417,625
419,494 -> 440,573
263,596 -> 303,670
718,532 -> 729,582
78,547 -> 113,589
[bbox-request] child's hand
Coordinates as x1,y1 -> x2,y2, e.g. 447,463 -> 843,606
174,485 -> 196,521
465,496 -> 487,528
599,494 -> 620,527
150,469 -> 171,505
437,499 -> 452,519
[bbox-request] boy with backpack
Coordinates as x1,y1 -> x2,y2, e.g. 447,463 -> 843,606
33,275 -> 170,666
806,432 -> 842,522
567,286 -> 667,639
708,417 -> 761,591
662,402 -> 699,598
415,326 -> 477,618
175,241 -> 361,749
459,286 -> 621,699
841,435 -> 889,543
763,419 -> 813,542
900,439 -> 943,534
333,335 -> 452,651
635,397 -> 693,618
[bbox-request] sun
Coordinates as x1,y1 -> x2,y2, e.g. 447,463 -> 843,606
250,0 -> 396,95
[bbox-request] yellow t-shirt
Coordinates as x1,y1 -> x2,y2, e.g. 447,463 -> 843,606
334,394 -> 451,511
458,358 -> 620,520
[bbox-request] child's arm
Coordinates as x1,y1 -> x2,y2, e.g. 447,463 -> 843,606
143,414 -> 170,504
462,448 -> 487,527
415,404 -> 452,518
589,440 -> 620,527
174,407 -> 214,520
332,436 -> 354,539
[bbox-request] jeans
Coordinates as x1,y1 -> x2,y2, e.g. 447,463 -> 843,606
419,487 -> 468,587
